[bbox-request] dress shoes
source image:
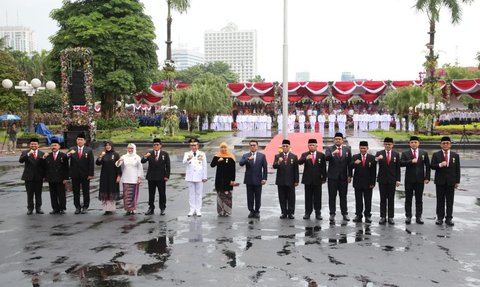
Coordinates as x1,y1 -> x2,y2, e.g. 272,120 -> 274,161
287,214 -> 295,219
365,217 -> 372,224
160,209 -> 165,216
279,214 -> 287,219
196,211 -> 202,217
379,217 -> 387,225
405,217 -> 412,224
36,209 -> 44,214
315,214 -> 323,220
81,208 -> 87,214
27,209 -> 33,215
253,212 -> 260,219
329,215 -> 335,222
435,219 -> 443,225
50,210 -> 59,215
145,209 -> 154,215
303,214 -> 310,220
352,216 -> 362,223
248,212 -> 255,218
74,208 -> 81,214
416,217 -> 424,224
59,210 -> 65,215
342,215 -> 350,221
125,211 -> 131,216
388,218 -> 395,225
187,211 -> 194,217
445,220 -> 454,226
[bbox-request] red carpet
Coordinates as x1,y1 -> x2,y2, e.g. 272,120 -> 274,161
263,133 -> 324,165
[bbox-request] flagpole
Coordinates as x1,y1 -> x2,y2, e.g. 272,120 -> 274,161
282,0 -> 288,140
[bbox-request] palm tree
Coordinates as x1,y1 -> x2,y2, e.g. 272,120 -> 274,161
165,0 -> 190,62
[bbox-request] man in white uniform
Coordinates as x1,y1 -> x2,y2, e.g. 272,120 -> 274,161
337,113 -> 347,135
288,114 -> 296,132
318,113 -> 326,135
299,112 -> 306,133
277,113 -> 283,131
183,139 -> 208,217
328,113 -> 336,137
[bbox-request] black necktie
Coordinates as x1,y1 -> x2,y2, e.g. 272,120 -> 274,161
193,152 -> 196,157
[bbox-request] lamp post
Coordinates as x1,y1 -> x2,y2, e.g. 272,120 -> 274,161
2,78 -> 56,133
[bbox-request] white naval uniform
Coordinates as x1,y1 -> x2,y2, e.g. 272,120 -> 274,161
183,150 -> 208,215
328,114 -> 336,136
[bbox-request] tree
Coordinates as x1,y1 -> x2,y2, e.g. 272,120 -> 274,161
175,73 -> 232,131
476,51 -> 480,69
165,0 -> 190,61
247,75 -> 265,83
380,86 -> 428,132
176,61 -> 239,84
0,50 -> 25,113
49,0 -> 159,119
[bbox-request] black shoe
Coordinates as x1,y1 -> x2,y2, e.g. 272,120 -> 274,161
50,210 -> 59,215
145,209 -> 154,215
248,212 -> 255,218
74,208 -> 81,214
280,214 -> 287,219
59,210 -> 65,215
365,217 -> 372,224
315,214 -> 323,220
160,209 -> 165,216
435,219 -> 443,225
342,215 -> 350,221
379,217 -> 387,225
303,214 -> 310,220
288,214 -> 295,219
352,216 -> 362,223
125,211 -> 131,216
445,220 -> 454,226
388,218 -> 395,225
416,217 -> 424,224
329,215 -> 335,222
36,209 -> 44,214
27,209 -> 33,215
405,217 -> 412,224
81,208 -> 87,214
253,212 -> 260,218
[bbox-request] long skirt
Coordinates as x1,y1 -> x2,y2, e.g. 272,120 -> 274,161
102,200 -> 116,212
217,190 -> 232,216
123,183 -> 140,212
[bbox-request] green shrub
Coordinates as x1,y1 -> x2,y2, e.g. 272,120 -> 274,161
97,117 -> 139,130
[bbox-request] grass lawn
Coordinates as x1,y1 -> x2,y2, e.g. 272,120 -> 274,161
368,130 -> 480,141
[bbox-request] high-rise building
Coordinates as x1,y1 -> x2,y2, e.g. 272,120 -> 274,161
341,72 -> 355,81
0,26 -> 36,55
172,47 -> 205,71
204,23 -> 257,82
296,71 -> 310,82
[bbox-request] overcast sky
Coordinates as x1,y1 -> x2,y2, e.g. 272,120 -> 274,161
2,0 -> 480,82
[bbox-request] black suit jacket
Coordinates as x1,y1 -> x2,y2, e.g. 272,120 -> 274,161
375,150 -> 401,184
430,150 -> 460,185
351,153 -> 377,189
400,149 -> 431,184
325,145 -> 352,180
44,151 -> 69,183
273,153 -> 299,187
19,150 -> 45,181
141,150 -> 171,181
68,146 -> 94,179
239,152 -> 268,185
298,151 -> 326,185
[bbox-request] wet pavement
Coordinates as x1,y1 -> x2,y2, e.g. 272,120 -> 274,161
1,132 -> 480,286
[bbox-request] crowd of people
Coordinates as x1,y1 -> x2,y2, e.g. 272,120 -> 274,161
19,132 -> 460,227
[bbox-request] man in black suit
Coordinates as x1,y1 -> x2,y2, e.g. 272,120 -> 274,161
273,139 -> 299,219
351,141 -> 376,224
67,133 -> 94,214
19,138 -> 45,215
375,137 -> 401,225
239,140 -> 268,219
431,136 -> 460,226
298,138 -> 326,220
43,139 -> 69,214
325,132 -> 352,223
142,138 -> 171,215
400,136 -> 430,224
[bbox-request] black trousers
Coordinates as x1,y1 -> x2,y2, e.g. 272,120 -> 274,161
328,178 -> 348,215
148,180 -> 166,210
405,182 -> 424,218
379,182 -> 395,218
304,184 -> 322,215
72,178 -> 90,209
48,182 -> 66,211
25,180 -> 43,211
354,188 -> 372,218
246,184 -> 262,213
436,184 -> 455,220
277,185 -> 295,215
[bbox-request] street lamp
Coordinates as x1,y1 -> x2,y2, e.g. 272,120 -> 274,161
2,78 -> 56,133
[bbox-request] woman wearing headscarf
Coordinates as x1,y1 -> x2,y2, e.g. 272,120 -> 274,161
96,141 -> 121,215
210,142 -> 237,216
116,143 -> 144,215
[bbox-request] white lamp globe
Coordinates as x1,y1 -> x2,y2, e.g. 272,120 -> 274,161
45,81 -> 56,90
19,80 -> 28,87
31,78 -> 42,89
2,79 -> 13,89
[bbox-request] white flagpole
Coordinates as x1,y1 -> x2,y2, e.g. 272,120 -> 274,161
282,0 -> 289,140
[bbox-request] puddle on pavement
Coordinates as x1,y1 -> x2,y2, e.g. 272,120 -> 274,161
250,270 -> 266,283
476,198 -> 480,207
52,256 -> 68,264
90,245 -> 116,253
221,249 -> 237,268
